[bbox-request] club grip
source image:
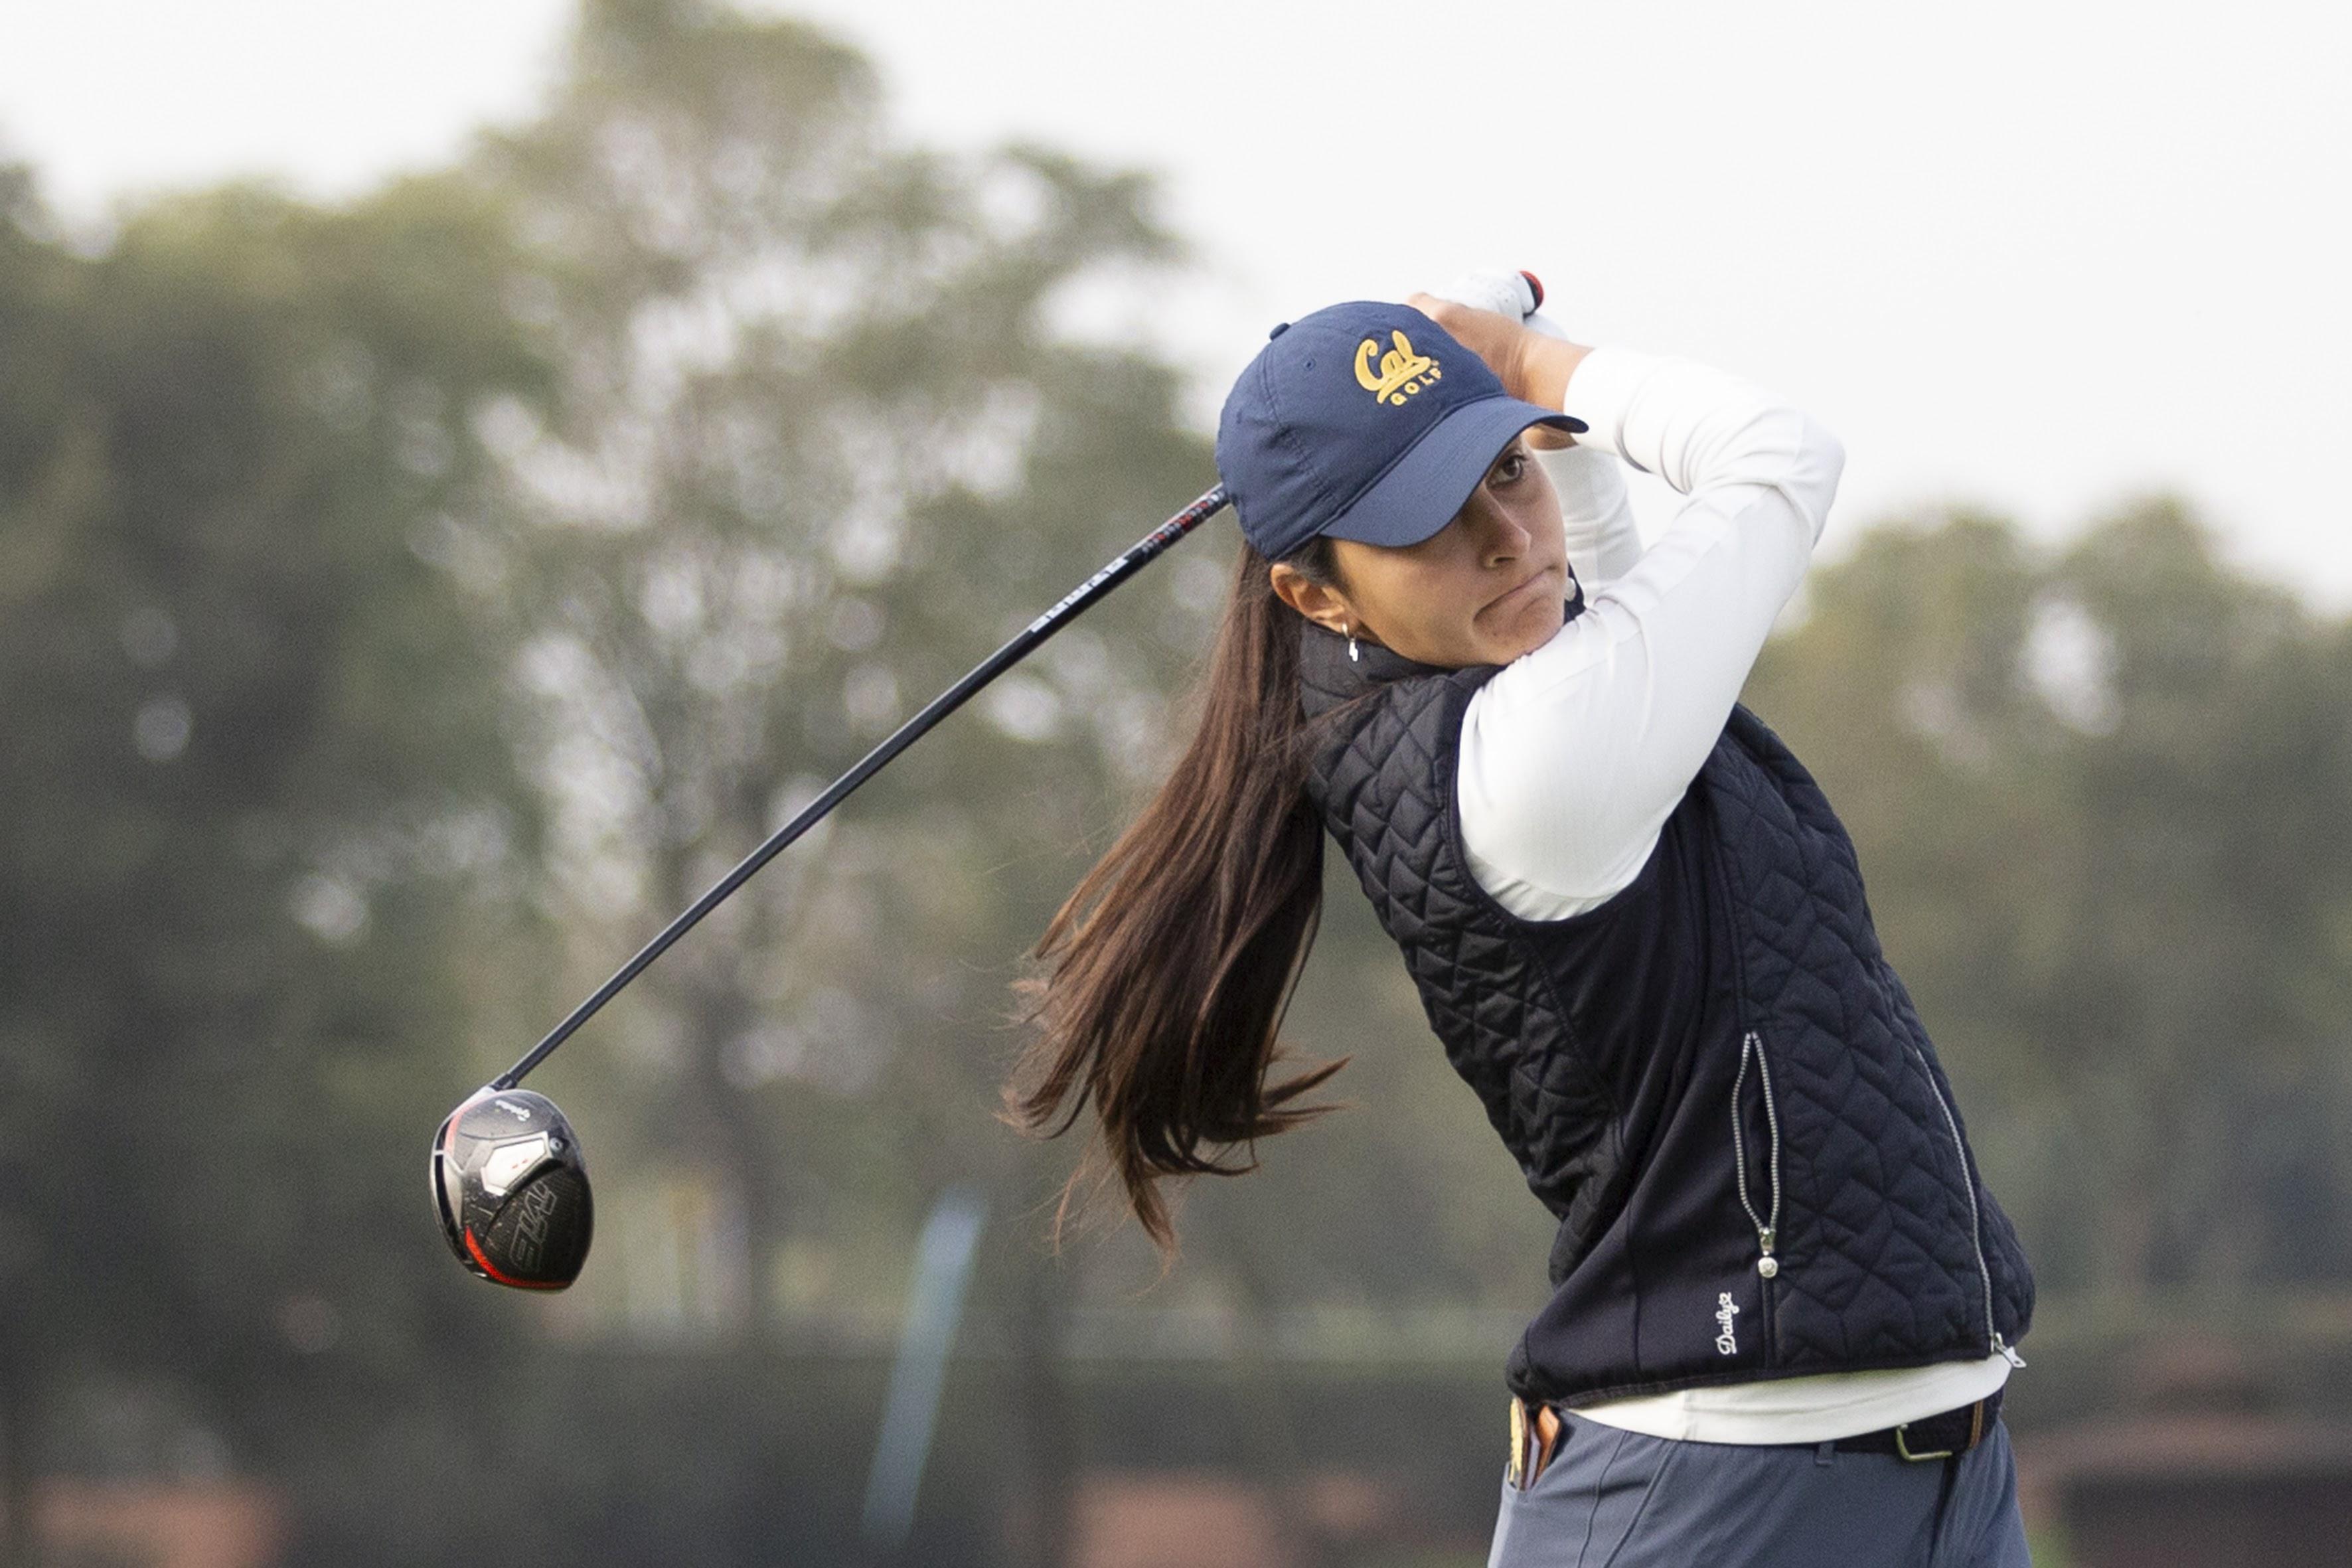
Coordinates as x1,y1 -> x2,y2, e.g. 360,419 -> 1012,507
1431,268 -> 1567,337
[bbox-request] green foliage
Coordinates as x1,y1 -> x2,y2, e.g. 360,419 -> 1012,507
440,0 -> 1218,1342
0,157 -> 565,1557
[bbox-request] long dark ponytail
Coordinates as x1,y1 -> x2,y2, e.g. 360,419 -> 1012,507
1007,536 -> 1346,1254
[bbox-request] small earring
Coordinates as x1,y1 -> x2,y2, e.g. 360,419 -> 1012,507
1346,622 -> 1360,663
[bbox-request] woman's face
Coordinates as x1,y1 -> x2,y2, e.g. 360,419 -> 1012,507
1275,438 -> 1571,670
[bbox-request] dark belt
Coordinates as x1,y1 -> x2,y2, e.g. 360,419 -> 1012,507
1831,1388 -> 2002,1462
1511,1386 -> 2003,1490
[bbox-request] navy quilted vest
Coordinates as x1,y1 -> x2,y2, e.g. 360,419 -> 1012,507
1297,613 -> 2034,1406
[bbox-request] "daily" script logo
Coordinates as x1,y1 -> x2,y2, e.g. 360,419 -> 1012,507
1355,329 -> 1443,406
1714,1292 -> 1741,1356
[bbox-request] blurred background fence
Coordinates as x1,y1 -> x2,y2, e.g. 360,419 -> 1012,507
5,3 -> 2352,1565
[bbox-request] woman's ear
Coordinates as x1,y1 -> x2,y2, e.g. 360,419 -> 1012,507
1267,561 -> 1354,637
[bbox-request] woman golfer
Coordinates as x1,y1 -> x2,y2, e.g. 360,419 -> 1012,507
1013,271 -> 2035,1565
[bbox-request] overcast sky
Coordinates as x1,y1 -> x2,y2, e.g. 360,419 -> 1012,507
5,1 -> 2347,603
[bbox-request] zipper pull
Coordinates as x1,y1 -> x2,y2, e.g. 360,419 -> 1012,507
1994,1334 -> 2026,1369
1757,1228 -> 1778,1280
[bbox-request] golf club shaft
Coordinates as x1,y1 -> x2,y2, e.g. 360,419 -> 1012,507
491,483 -> 1233,1090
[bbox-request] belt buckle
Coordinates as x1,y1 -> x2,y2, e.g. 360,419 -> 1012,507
1893,1396 -> 1985,1463
1505,1397 -> 1565,1490
1893,1421 -> 1956,1463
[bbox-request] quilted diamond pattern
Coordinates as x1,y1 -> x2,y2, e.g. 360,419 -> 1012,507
1304,660 -> 1624,1266
1709,707 -> 2034,1361
1298,623 -> 2032,1397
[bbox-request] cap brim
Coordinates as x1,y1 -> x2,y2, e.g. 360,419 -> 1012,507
1319,396 -> 1587,550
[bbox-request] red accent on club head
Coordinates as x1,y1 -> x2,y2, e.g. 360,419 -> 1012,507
464,1225 -> 568,1291
1519,271 -> 1545,312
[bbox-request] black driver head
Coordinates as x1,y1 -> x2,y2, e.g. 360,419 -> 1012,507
431,1087 -> 593,1290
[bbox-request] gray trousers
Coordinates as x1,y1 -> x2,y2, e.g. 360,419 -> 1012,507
1486,1410 -> 2031,1568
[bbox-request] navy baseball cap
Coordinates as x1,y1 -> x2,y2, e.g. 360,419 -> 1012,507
1214,300 -> 1584,562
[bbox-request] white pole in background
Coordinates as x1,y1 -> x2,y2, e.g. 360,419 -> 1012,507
859,1183 -> 989,1552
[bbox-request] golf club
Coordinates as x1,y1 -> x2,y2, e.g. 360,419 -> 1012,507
432,1087 -> 593,1289
432,481 -> 1233,1289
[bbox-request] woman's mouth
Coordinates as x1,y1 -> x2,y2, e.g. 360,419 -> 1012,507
1484,565 -> 1558,616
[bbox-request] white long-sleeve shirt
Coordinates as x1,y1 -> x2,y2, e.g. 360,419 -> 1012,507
1456,344 -> 2011,1442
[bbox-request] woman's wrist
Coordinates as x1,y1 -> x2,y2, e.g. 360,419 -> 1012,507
1519,335 -> 1593,424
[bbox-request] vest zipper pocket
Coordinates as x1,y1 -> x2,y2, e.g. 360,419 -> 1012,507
1731,1031 -> 1782,1282
1905,1041 -> 2016,1364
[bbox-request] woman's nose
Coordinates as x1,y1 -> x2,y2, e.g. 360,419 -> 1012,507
1472,503 -> 1531,567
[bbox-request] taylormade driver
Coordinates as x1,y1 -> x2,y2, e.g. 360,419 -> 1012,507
431,1087 -> 593,1289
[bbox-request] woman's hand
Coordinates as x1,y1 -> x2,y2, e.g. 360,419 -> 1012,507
1406,291 -> 1592,447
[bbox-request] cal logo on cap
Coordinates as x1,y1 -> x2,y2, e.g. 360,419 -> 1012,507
1355,329 -> 1443,406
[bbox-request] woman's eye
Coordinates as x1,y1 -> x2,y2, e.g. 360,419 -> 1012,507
1493,453 -> 1526,484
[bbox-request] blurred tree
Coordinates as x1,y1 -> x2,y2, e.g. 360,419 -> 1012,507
2036,503 -> 2352,1295
443,0 -> 1225,1557
0,157 -> 558,1557
471,0 -> 1209,1253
